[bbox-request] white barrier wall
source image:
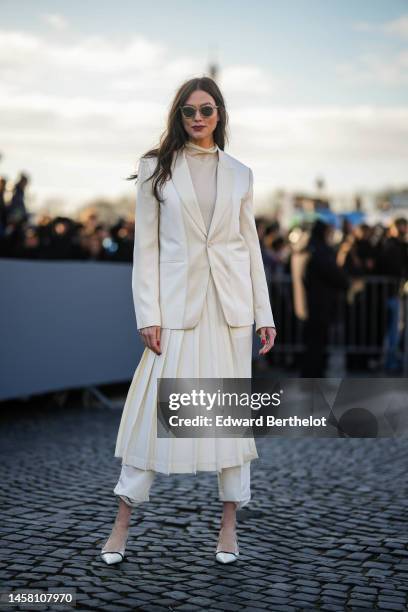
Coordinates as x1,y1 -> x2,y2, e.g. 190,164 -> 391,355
0,259 -> 145,401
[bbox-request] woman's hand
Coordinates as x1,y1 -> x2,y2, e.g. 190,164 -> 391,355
256,326 -> 277,355
139,326 -> 162,355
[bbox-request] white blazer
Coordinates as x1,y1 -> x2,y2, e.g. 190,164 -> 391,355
132,146 -> 275,332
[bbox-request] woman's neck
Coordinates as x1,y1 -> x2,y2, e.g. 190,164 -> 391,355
188,137 -> 215,149
185,140 -> 218,154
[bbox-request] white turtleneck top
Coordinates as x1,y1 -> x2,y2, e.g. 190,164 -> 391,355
184,140 -> 219,233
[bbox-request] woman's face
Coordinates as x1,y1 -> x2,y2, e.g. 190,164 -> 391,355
181,89 -> 219,144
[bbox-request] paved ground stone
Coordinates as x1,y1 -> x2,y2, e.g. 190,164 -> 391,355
1,390 -> 408,611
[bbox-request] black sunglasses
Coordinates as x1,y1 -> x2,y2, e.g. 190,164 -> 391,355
179,104 -> 218,119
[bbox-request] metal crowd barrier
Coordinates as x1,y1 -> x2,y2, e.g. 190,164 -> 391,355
266,274 -> 408,375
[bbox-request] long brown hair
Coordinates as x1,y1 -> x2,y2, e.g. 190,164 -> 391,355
127,75 -> 229,203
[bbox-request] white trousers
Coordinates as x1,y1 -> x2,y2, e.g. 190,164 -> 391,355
113,461 -> 251,511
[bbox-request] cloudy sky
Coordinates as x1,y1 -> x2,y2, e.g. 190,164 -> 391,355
1,0 -> 407,213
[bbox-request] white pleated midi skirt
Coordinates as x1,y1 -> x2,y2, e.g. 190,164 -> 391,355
114,271 -> 259,474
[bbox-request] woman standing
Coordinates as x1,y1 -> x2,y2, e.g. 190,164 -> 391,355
101,76 -> 277,565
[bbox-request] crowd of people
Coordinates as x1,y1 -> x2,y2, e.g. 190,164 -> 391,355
0,173 -> 134,261
257,215 -> 408,376
1,171 -> 407,376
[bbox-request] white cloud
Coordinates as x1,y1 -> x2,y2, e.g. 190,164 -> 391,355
347,15 -> 408,86
232,105 -> 408,157
384,15 -> 408,38
336,50 -> 408,86
42,13 -> 69,31
0,28 -> 407,211
353,14 -> 408,39
220,65 -> 279,96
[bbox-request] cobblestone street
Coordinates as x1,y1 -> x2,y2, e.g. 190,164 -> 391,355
1,391 -> 408,611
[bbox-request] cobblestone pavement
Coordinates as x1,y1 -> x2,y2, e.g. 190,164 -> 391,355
1,390 -> 408,612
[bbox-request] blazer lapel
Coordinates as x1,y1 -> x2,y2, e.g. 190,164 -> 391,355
208,148 -> 234,240
171,148 -> 207,237
171,146 -> 234,239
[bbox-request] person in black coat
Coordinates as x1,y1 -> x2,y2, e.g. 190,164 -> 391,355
301,219 -> 351,377
8,173 -> 29,225
377,217 -> 408,372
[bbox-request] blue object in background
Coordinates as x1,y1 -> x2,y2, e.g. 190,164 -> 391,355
338,211 -> 366,226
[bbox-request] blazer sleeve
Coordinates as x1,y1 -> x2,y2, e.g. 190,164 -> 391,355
240,167 -> 275,332
132,157 -> 161,330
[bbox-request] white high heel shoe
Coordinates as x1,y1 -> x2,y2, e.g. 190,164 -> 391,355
100,548 -> 126,565
100,533 -> 128,565
215,527 -> 239,564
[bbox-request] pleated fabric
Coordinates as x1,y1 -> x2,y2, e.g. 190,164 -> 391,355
114,271 -> 259,474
